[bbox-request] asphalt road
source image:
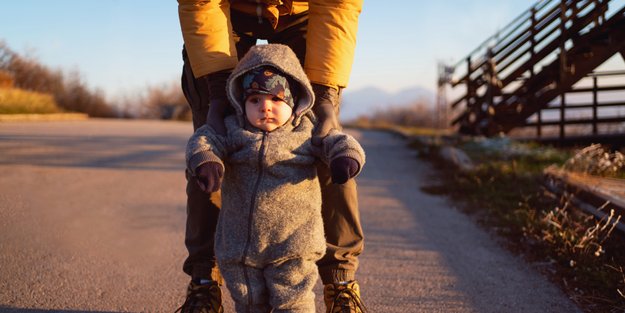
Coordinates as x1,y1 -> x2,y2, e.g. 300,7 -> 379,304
0,119 -> 582,313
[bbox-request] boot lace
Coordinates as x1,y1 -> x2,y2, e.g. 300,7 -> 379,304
329,286 -> 368,313
174,281 -> 223,313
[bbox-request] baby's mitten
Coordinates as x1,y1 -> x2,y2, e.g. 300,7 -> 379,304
196,162 -> 224,193
330,157 -> 359,184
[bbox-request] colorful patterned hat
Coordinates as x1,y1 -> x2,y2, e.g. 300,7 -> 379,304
242,66 -> 294,108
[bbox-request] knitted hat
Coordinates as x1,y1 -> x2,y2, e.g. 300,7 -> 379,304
242,66 -> 295,108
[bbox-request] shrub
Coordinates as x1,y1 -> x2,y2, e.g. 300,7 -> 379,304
118,80 -> 190,120
0,41 -> 116,117
0,69 -> 14,88
563,144 -> 625,178
0,88 -> 61,114
348,99 -> 438,127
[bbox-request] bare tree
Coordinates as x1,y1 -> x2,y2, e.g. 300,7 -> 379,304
0,41 -> 116,117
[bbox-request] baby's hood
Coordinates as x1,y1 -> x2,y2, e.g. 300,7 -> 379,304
226,44 -> 315,127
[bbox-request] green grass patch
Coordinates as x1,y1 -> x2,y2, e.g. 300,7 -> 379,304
0,88 -> 62,114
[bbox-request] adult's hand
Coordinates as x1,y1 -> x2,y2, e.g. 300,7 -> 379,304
195,162 -> 224,193
311,83 -> 340,146
204,71 -> 232,136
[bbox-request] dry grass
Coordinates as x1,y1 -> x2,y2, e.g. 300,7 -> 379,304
0,87 -> 62,114
347,100 -> 441,129
537,194 -> 620,263
347,119 -> 449,137
611,265 -> 625,300
412,138 -> 625,312
346,102 -> 452,137
563,144 -> 625,178
536,192 -> 625,312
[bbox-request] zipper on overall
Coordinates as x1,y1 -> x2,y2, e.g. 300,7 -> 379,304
242,131 -> 268,311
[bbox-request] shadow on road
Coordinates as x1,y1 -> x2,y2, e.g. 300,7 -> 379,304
0,133 -> 187,172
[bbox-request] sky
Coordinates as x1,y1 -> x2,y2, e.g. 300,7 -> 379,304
1,1 -> 623,103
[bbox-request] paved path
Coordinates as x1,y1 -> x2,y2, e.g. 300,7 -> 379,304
0,119 -> 581,313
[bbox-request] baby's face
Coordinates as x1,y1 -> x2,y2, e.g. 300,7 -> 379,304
245,93 -> 293,132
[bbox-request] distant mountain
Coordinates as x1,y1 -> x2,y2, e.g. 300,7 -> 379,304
339,86 -> 436,121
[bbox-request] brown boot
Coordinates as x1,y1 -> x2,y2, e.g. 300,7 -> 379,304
323,280 -> 368,313
175,280 -> 224,313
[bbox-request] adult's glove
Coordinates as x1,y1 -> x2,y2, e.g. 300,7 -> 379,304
204,71 -> 231,136
330,157 -> 359,184
195,162 -> 224,193
311,84 -> 340,146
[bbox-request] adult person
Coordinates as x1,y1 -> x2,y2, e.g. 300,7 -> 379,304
176,1 -> 365,312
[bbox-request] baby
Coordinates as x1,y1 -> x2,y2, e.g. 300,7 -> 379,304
185,44 -> 365,313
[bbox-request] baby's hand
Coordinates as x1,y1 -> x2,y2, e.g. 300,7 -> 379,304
330,157 -> 359,184
195,162 -> 223,193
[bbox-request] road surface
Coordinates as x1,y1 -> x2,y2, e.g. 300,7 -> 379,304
0,119 -> 581,313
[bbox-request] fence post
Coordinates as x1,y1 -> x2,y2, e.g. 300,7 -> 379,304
560,93 -> 566,140
436,62 -> 451,130
593,75 -> 598,135
485,48 -> 496,114
466,56 -> 474,128
594,0 -> 600,26
558,0 -> 568,142
530,6 -> 541,138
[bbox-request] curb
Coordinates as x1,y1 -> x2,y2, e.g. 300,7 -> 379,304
0,113 -> 89,122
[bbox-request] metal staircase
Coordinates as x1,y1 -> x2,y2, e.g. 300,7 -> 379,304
439,0 -> 625,141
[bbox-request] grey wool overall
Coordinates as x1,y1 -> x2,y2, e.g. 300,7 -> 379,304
185,44 -> 365,313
